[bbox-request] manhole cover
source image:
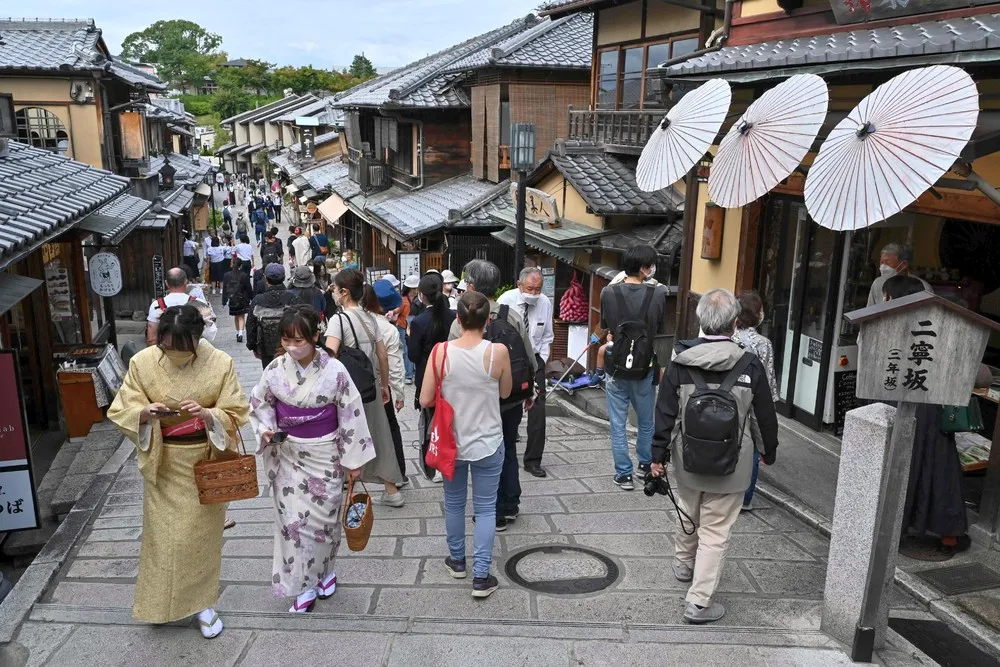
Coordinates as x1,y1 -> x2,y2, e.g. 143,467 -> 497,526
917,563 -> 1000,596
504,545 -> 620,595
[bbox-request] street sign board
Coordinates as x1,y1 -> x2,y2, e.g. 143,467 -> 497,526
89,252 -> 122,297
0,350 -> 40,532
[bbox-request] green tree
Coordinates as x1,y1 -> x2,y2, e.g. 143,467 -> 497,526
120,20 -> 222,90
212,125 -> 231,151
217,59 -> 275,96
210,88 -> 251,120
349,53 -> 377,80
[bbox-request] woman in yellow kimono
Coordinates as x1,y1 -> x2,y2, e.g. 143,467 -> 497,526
108,304 -> 249,639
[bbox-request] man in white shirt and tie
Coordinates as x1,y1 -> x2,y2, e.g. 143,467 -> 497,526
498,267 -> 554,477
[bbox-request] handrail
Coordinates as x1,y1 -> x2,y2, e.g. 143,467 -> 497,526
566,108 -> 664,149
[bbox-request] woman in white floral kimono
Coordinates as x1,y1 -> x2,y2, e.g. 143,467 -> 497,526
249,304 -> 375,613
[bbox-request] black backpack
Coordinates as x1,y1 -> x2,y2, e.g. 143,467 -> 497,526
609,285 -> 656,380
681,353 -> 755,477
226,273 -> 248,310
485,305 -> 534,407
335,312 -> 377,403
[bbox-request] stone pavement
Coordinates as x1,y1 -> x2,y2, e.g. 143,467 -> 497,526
2,226 -> 935,665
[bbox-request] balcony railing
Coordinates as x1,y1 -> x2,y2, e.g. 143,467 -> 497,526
348,147 -> 391,194
567,108 -> 665,153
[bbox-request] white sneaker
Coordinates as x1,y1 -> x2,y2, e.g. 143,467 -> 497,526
433,471 -> 444,484
380,491 -> 404,507
198,608 -> 224,638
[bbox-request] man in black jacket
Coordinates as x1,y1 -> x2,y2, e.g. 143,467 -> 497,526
246,264 -> 301,369
650,288 -> 778,626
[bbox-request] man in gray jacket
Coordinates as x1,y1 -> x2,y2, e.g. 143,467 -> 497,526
650,289 -> 779,625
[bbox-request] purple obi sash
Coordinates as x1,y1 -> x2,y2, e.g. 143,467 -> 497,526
275,402 -> 338,439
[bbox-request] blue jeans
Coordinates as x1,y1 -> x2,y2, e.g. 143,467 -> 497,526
443,445 -> 504,579
605,373 -> 656,477
497,407 -> 523,515
744,450 -> 760,506
399,326 -> 413,380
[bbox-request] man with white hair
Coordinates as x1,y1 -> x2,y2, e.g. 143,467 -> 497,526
867,242 -> 930,306
650,288 -> 779,625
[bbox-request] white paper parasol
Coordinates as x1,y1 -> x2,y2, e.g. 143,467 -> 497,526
805,65 -> 979,231
708,74 -> 829,209
636,79 -> 732,192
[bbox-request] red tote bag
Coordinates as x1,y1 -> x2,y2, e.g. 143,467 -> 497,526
425,342 -> 458,480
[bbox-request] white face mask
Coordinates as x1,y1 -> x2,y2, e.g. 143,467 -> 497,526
285,343 -> 313,361
522,292 -> 540,306
644,266 -> 657,281
879,264 -> 897,279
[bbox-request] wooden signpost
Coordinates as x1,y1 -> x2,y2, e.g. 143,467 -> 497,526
838,292 -> 1000,661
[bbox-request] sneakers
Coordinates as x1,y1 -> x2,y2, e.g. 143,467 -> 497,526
472,575 -> 500,599
672,560 -> 694,583
504,508 -> 519,522
236,333 -> 243,343
445,557 -> 468,579
380,492 -> 404,508
405,377 -> 414,385
614,474 -> 635,491
495,516 -> 508,532
741,501 -> 753,512
432,471 -> 444,484
683,601 -> 726,624
637,463 -> 652,477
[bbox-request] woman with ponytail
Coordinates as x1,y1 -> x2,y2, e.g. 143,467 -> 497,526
324,269 -> 406,506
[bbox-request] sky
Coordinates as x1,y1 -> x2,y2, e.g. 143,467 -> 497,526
19,0 -> 547,70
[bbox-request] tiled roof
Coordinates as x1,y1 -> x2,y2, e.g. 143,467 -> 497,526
0,19 -> 166,89
453,182 -> 514,227
298,159 -> 349,193
270,150 -> 293,171
597,220 -> 683,258
333,16 -> 541,109
148,153 -> 214,187
538,0 -> 601,15
367,175 -> 501,239
666,12 -> 1000,77
288,130 -> 338,154
550,149 -> 683,216
221,95 -> 305,125
445,13 -> 592,72
235,142 -> 265,157
149,98 -> 191,124
215,142 -> 237,156
332,177 -> 362,201
0,141 -> 128,268
162,188 -> 194,216
315,106 -> 344,127
79,193 -> 150,244
274,98 -> 330,123
253,95 -> 319,124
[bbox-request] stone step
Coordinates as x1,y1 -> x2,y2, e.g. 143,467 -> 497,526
28,602 -> 839,646
50,428 -> 126,517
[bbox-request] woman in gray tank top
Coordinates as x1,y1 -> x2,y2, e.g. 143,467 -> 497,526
420,292 -> 511,599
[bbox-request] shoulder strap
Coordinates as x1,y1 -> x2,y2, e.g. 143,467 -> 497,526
498,304 -> 510,322
356,310 -> 377,344
338,311 -> 363,350
612,285 -> 628,321
157,297 -> 167,311
638,284 -> 656,317
719,353 -> 756,393
433,341 -> 449,389
687,366 -> 709,391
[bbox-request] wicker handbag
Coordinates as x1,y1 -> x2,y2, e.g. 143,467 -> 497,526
342,477 -> 374,551
193,417 -> 258,505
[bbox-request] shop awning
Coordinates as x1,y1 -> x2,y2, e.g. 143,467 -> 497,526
0,273 -> 43,316
78,194 -> 152,245
492,228 -> 577,264
139,214 -> 171,229
318,194 -> 349,224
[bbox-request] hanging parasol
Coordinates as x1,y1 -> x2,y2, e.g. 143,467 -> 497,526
805,65 -> 980,231
708,74 -> 829,209
636,79 -> 732,193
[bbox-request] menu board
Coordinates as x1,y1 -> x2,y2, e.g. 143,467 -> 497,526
0,350 -> 40,532
833,370 -> 858,436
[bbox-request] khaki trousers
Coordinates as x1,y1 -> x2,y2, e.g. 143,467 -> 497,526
673,484 -> 743,607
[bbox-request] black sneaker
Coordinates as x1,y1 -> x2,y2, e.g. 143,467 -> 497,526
614,474 -> 635,491
236,334 -> 243,343
472,574 -> 499,599
445,557 -> 467,579
496,516 -> 508,532
504,508 -> 519,522
638,463 -> 652,477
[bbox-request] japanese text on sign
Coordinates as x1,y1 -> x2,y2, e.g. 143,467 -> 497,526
883,319 -> 935,394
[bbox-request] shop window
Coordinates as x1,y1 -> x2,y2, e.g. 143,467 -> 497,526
16,107 -> 69,154
394,122 -> 413,174
42,242 -> 83,346
597,36 -> 700,110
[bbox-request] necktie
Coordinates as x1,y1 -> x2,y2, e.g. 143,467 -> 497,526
523,303 -> 531,329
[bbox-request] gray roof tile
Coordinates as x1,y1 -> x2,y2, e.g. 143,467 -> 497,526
0,141 -> 128,267
334,16 -> 541,109
221,95 -> 307,125
299,159 -> 349,192
0,19 -> 165,89
367,176 -> 501,239
666,12 -> 1000,76
274,98 -> 332,123
445,13 -> 592,73
550,150 -> 683,216
162,188 -> 194,216
79,193 -> 151,244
